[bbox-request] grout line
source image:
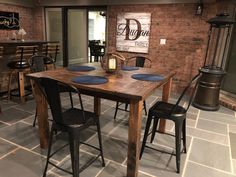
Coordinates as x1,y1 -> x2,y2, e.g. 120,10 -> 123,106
0,136 -> 60,163
201,110 -> 236,117
189,160 -> 235,175
182,136 -> 193,177
47,171 -> 61,177
94,161 -> 110,177
227,124 -> 234,174
193,126 -> 228,136
0,120 -> 11,126
195,109 -> 200,128
12,106 -> 35,115
189,135 -> 229,147
0,147 -> 19,160
121,157 -> 127,166
199,117 -> 236,126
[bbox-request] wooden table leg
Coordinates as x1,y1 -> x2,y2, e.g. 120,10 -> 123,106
159,77 -> 173,133
127,100 -> 143,177
31,79 -> 49,148
18,71 -> 25,103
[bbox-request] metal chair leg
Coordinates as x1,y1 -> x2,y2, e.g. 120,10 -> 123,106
143,100 -> 147,115
69,134 -> 80,177
69,92 -> 74,108
43,126 -> 55,177
150,118 -> 159,143
96,118 -> 105,166
114,102 -> 119,120
182,118 -> 187,153
175,120 -> 183,174
140,114 -> 153,159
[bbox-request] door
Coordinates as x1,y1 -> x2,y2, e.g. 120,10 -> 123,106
45,8 -> 63,66
88,10 -> 106,62
67,9 -> 88,65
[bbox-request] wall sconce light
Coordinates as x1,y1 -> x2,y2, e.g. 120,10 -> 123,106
195,1 -> 203,16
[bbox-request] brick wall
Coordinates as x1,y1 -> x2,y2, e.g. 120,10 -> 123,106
0,3 -> 44,40
107,3 -> 218,93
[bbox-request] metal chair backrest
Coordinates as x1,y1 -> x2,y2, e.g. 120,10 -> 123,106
29,55 -> 46,73
171,74 -> 200,115
15,45 -> 38,66
38,77 -> 85,125
126,56 -> 152,68
43,43 -> 60,62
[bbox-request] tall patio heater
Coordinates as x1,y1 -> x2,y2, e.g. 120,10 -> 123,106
192,13 -> 236,111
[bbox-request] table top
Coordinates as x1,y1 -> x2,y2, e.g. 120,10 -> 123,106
0,40 -> 59,46
27,63 -> 176,102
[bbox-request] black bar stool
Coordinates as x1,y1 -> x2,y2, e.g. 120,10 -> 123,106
140,74 -> 200,173
7,45 -> 38,102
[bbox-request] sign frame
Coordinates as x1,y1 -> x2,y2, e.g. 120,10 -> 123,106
0,11 -> 20,30
116,12 -> 151,53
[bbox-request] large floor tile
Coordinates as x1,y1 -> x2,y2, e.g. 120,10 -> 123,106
0,148 -> 46,177
52,151 -> 105,177
199,111 -> 236,125
81,135 -> 128,164
97,161 -> 152,177
139,143 -> 188,177
233,159 -> 236,175
186,126 -> 228,145
33,129 -> 96,162
189,138 -> 232,172
229,125 -> 236,133
15,99 -> 36,114
0,100 -> 17,110
0,122 -> 39,149
184,161 -> 236,177
0,107 -> 32,124
197,119 -> 228,135
229,133 -> 236,159
0,138 -> 17,158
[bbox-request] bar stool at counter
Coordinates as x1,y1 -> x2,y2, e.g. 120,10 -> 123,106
7,45 -> 38,102
42,43 -> 60,69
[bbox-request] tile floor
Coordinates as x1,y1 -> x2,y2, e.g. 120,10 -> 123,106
0,90 -> 236,177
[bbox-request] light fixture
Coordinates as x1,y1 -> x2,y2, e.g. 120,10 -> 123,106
195,0 -> 203,16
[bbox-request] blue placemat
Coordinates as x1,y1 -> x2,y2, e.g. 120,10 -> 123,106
71,75 -> 108,85
131,74 -> 164,81
121,66 -> 139,71
67,65 -> 95,72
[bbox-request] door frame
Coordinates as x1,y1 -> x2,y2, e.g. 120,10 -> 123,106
44,6 -> 107,66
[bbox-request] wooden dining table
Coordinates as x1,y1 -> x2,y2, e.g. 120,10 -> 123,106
27,62 -> 176,177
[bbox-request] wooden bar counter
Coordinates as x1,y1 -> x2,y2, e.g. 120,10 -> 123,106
0,40 -> 58,93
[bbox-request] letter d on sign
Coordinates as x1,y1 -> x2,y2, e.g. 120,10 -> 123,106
125,18 -> 141,40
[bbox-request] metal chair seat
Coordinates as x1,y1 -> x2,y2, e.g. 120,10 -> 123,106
7,60 -> 30,69
43,56 -> 54,64
149,101 -> 186,119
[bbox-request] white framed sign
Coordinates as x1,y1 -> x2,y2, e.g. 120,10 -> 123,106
116,13 -> 151,53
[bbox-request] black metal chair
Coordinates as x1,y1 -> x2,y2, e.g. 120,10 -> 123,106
89,40 -> 105,62
36,77 -> 105,177
42,43 -> 60,69
29,55 -> 74,127
140,74 -> 200,173
113,56 -> 152,120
